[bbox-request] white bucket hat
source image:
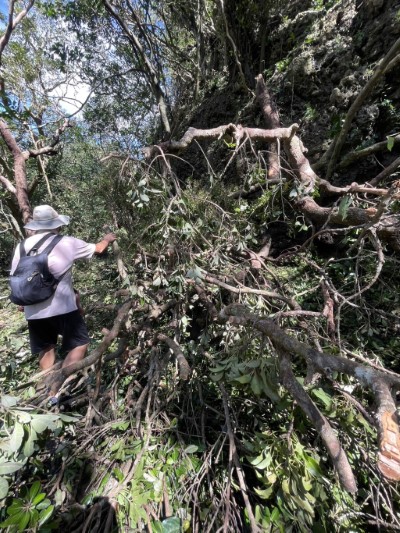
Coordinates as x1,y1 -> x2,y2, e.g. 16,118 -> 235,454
24,205 -> 70,230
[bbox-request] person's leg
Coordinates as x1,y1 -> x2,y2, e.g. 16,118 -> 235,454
62,343 -> 89,367
39,346 -> 56,370
28,318 -> 58,371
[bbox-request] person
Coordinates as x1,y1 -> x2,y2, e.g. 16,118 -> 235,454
10,205 -> 116,395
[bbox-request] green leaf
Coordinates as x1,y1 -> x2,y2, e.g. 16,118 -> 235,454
311,388 -> 332,409
184,445 -> 199,454
0,477 -> 9,499
32,493 -> 46,506
304,455 -> 323,477
38,505 -> 54,527
387,135 -> 395,151
36,498 -> 51,511
281,478 -> 290,494
9,422 -> 25,453
0,395 -> 19,408
29,481 -> 41,500
23,428 -> 36,457
248,454 -> 264,466
233,374 -> 252,384
0,510 -> 25,527
260,369 -> 280,402
254,455 -> 272,470
254,486 -> 274,499
210,372 -> 223,382
160,516 -> 181,533
31,414 -> 58,433
17,510 -> 30,531
17,412 -> 31,423
58,413 -> 81,423
0,462 -> 24,475
251,374 -> 262,395
338,195 -> 352,220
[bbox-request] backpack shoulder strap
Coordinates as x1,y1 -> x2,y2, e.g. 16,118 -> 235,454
41,234 -> 63,255
25,233 -> 55,257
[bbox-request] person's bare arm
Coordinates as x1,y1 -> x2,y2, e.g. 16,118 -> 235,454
95,233 -> 117,254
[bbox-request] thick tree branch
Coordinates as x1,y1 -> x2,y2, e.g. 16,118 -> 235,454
156,333 -> 191,380
143,123 -> 298,160
219,304 -> 400,481
255,74 -> 281,181
45,301 -> 132,389
0,118 -> 31,223
278,349 -> 357,492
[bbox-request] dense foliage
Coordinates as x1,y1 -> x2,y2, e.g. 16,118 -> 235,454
1,0 -> 400,531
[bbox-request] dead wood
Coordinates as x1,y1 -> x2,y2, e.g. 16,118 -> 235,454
45,301 -> 132,390
278,348 -> 357,493
219,303 -> 400,483
156,333 -> 191,380
143,123 -> 299,160
255,74 -> 280,180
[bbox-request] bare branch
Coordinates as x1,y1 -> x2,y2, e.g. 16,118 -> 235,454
0,0 -> 35,66
156,333 -> 191,380
278,349 -> 357,492
144,123 -> 299,159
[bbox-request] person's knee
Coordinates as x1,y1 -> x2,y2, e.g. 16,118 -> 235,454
39,346 -> 56,369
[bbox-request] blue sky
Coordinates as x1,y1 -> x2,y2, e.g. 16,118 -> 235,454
0,0 -> 7,16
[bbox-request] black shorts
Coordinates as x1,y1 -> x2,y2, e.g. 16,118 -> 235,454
27,310 -> 90,355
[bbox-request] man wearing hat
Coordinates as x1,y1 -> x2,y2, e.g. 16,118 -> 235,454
10,205 -> 116,393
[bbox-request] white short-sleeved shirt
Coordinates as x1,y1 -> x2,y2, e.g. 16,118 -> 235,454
11,232 -> 96,320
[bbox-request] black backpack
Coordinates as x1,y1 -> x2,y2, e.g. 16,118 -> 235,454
9,233 -> 64,306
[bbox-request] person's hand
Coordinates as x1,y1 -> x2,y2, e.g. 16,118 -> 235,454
103,233 -> 117,244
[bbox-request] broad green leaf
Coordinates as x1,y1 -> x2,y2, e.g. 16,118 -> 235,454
281,479 -> 290,494
0,395 -> 19,408
251,374 -> 262,395
254,455 -> 272,470
58,413 -> 81,422
0,477 -> 9,499
304,455 -> 323,477
387,136 -> 395,151
184,445 -> 199,454
248,454 -> 264,466
0,462 -> 24,475
23,428 -> 36,457
38,504 -> 54,527
9,422 -> 24,453
270,507 -> 280,523
292,494 -> 314,515
17,510 -> 30,531
302,477 -> 312,491
36,498 -> 51,510
311,388 -> 332,409
29,481 -> 41,500
17,412 -> 31,423
31,414 -> 58,433
32,493 -> 46,506
260,369 -> 280,402
0,510 -> 25,527
160,516 -> 181,533
234,374 -> 252,384
254,486 -> 274,499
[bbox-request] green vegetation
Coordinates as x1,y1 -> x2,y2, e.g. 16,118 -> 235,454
0,0 -> 400,531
